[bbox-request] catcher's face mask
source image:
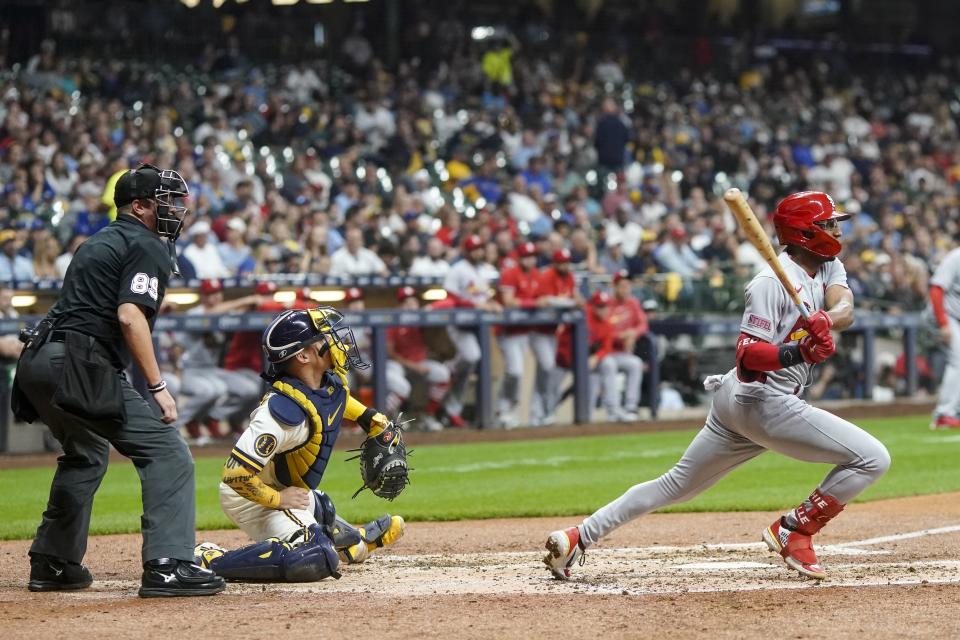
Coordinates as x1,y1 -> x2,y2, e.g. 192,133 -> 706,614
309,308 -> 368,376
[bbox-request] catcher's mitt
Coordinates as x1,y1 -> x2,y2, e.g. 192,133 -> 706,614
347,419 -> 411,500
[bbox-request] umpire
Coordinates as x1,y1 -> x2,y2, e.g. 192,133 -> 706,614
12,164 -> 224,598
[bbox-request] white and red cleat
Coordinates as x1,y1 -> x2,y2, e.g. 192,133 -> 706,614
763,517 -> 826,580
543,526 -> 585,580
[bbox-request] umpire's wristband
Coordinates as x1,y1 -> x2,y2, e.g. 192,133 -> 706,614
147,379 -> 168,394
777,344 -> 803,368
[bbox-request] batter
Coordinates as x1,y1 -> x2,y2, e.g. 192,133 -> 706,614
544,191 -> 891,581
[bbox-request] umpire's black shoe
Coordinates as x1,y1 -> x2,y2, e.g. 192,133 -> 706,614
138,559 -> 226,598
28,553 -> 93,592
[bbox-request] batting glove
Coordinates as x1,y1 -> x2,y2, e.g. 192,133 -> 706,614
799,332 -> 835,364
803,310 -> 833,342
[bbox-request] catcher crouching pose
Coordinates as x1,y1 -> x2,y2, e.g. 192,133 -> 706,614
195,307 -> 409,582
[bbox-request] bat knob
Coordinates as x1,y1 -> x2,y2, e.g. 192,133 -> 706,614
724,188 -> 742,201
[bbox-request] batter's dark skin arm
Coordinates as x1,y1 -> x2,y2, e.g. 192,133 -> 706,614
824,285 -> 854,331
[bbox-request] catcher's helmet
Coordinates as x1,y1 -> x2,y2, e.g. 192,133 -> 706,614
772,191 -> 850,259
114,163 -> 190,241
261,307 -> 367,381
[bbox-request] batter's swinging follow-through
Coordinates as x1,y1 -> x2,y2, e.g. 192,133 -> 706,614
544,190 -> 892,581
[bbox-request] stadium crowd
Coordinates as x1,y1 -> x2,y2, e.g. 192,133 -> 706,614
2,13 -> 959,436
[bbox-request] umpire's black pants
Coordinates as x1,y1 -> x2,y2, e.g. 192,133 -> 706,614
17,341 -> 196,564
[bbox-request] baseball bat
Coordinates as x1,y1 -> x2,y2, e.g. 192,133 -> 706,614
723,188 -> 810,321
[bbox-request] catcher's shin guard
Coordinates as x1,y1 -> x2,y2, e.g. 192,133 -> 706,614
338,514 -> 406,564
200,525 -> 340,582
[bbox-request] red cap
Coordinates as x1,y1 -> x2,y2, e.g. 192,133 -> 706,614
552,248 -> 571,264
296,287 -> 313,301
590,290 -> 611,306
397,285 -> 418,302
344,287 -> 364,302
517,241 -> 537,258
613,269 -> 629,284
199,279 -> 223,295
669,226 -> 687,240
463,234 -> 484,251
255,281 -> 277,296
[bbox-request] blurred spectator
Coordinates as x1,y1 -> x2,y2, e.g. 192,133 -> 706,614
218,217 -> 251,275
0,230 -> 34,283
535,248 -> 582,424
586,290 -> 643,421
55,234 -> 88,278
594,98 -> 630,173
409,236 -> 451,277
32,235 -> 61,279
182,220 -> 230,279
442,234 -> 502,427
329,227 -> 388,277
655,227 -> 706,277
386,286 -> 449,432
175,279 -> 263,442
0,287 -> 23,361
496,241 -> 550,428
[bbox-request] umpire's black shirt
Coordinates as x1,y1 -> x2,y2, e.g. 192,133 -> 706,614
48,214 -> 171,369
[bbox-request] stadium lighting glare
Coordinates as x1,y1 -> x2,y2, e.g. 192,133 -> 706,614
273,291 -> 297,304
272,0 -> 300,5
165,292 -> 200,306
212,0 -> 226,7
471,26 -> 496,41
11,295 -> 37,308
309,290 -> 347,302
179,0 -> 201,7
306,0 -> 335,3
421,288 -> 448,302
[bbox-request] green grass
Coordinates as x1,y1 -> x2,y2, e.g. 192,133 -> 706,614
1,415 -> 957,540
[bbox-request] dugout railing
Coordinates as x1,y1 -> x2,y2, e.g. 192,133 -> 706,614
0,310 -> 927,453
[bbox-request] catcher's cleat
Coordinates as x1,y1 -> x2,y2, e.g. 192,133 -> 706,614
763,517 -> 827,580
28,553 -> 93,592
543,526 -> 585,580
339,515 -> 406,564
193,542 -> 227,569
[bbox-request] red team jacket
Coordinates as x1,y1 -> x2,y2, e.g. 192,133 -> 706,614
608,296 -> 648,351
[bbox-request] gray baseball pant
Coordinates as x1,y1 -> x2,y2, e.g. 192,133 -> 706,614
580,374 -> 890,546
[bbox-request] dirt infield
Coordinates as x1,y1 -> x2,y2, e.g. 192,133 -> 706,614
2,492 -> 959,640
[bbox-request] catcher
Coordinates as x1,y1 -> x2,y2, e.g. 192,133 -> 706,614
194,307 -> 409,582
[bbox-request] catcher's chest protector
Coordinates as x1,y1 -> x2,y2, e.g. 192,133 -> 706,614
270,375 -> 346,490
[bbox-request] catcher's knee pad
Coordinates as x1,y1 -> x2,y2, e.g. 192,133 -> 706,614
312,490 -> 336,529
283,525 -> 341,582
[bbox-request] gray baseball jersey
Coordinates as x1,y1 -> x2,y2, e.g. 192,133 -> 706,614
443,259 -> 495,306
738,253 -> 847,394
931,247 -> 960,420
931,247 -> 960,320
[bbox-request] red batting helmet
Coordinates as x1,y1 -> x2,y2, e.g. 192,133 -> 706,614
552,248 -> 571,264
772,191 -> 850,259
